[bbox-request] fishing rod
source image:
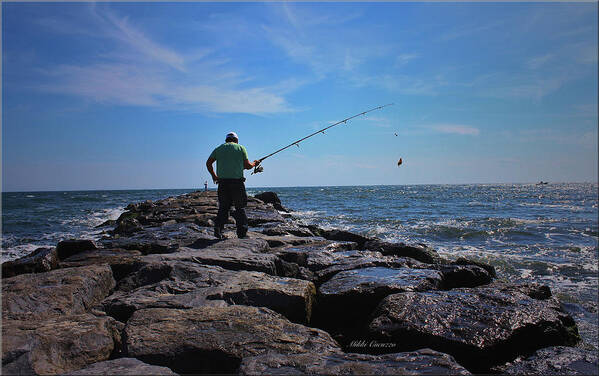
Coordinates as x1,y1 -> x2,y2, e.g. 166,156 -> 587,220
252,103 -> 394,174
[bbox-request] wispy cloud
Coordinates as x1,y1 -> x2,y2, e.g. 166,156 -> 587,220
32,6 -> 295,115
395,53 -> 419,67
433,124 -> 480,136
526,54 -> 554,69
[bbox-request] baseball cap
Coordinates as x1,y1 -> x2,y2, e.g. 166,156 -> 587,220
226,132 -> 238,140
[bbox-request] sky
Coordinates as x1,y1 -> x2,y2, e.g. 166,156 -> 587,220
2,2 -> 598,191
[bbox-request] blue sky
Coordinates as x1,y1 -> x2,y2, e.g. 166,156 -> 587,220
2,2 -> 597,191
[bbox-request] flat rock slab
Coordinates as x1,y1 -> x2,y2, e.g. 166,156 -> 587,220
495,346 -> 598,375
66,358 -> 178,375
250,232 -> 326,248
125,306 -> 341,374
60,248 -> 144,281
101,223 -> 216,254
314,267 -> 443,333
276,242 -> 359,273
2,314 -> 122,375
2,264 -> 115,321
320,267 -> 444,297
314,250 -> 419,285
2,247 -> 58,278
368,288 -> 580,372
152,243 -> 279,276
239,348 -> 471,375
103,261 -> 315,324
262,223 -> 314,237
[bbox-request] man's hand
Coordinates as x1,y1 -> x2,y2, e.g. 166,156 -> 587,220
253,160 -> 260,167
211,174 -> 219,184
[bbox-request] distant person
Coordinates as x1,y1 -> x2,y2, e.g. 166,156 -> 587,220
206,132 -> 259,239
204,181 -> 208,192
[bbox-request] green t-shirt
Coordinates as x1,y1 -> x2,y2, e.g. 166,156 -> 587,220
209,142 -> 249,179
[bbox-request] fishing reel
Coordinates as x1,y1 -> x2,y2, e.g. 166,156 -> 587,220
252,164 -> 264,175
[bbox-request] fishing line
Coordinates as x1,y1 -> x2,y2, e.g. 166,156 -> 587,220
252,103 -> 394,174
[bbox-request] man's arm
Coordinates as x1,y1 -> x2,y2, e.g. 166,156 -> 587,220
244,159 -> 260,170
206,157 -> 218,183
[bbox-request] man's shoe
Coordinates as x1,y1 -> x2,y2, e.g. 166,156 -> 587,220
214,227 -> 225,240
237,231 -> 248,239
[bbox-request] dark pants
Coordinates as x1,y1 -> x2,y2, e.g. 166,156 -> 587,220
216,179 -> 248,235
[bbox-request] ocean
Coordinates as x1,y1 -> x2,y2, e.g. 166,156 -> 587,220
2,183 -> 597,349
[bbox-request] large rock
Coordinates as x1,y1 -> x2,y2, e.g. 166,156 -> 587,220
250,231 -> 326,248
368,288 -> 580,372
276,242 -> 361,273
314,250 -> 418,285
261,223 -> 314,237
320,229 -> 371,248
56,239 -> 98,260
103,261 -> 316,324
2,264 -> 116,321
364,240 -> 442,264
124,306 -> 341,374
314,267 -> 443,335
246,206 -> 286,226
239,348 -> 471,375
440,264 -> 493,289
494,346 -> 598,375
60,248 -> 144,281
151,239 -> 279,275
2,247 -> 58,278
254,191 -> 289,212
2,314 -> 122,375
450,257 -> 496,278
66,358 -> 178,375
101,222 -> 216,254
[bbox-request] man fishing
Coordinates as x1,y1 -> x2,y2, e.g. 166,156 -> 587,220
206,132 -> 259,239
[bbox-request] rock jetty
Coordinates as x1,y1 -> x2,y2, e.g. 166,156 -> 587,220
2,190 -> 595,375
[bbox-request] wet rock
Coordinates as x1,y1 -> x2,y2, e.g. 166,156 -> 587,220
276,242 -> 357,272
147,238 -> 278,275
493,346 -> 598,375
60,248 -> 144,281
314,250 -> 417,285
56,239 -> 98,260
2,247 -> 58,278
262,223 -> 314,237
314,267 -> 443,334
320,229 -> 371,247
251,232 -> 326,248
113,217 -> 143,235
95,219 -> 117,228
368,288 -> 580,372
2,264 -> 115,321
254,191 -> 290,212
246,206 -> 286,226
66,358 -> 178,375
364,240 -> 441,264
101,222 -> 216,254
239,348 -> 471,375
124,306 -> 340,374
451,257 -> 496,277
481,281 -> 553,300
440,264 -> 493,289
103,261 -> 315,324
2,313 -> 122,375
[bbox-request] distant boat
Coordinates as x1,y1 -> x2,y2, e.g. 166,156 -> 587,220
536,181 -> 549,185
